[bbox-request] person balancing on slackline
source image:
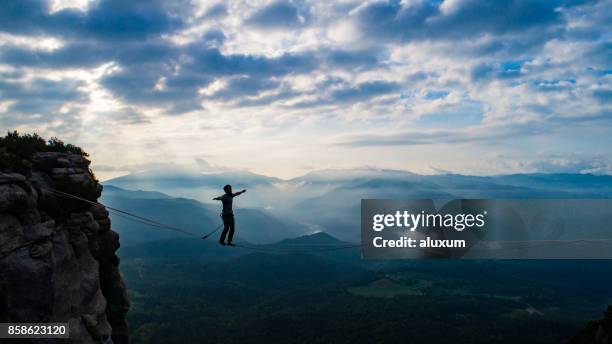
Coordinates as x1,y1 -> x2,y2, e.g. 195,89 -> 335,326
213,184 -> 247,246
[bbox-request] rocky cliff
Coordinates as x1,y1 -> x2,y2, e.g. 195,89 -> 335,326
571,306 -> 612,344
0,152 -> 129,343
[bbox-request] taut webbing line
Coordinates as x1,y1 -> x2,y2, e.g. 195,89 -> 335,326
4,171 -> 611,255
0,172 -> 359,252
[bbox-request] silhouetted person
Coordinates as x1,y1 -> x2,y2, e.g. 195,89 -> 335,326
213,184 -> 246,246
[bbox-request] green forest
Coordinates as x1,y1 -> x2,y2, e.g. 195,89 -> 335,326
119,241 -> 612,343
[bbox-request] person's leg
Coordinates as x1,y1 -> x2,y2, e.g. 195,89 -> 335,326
220,219 -> 230,244
227,217 -> 235,244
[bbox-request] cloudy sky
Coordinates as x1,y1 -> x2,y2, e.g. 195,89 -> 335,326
0,0 -> 610,180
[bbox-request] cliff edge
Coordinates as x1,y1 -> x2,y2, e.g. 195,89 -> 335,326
571,306 -> 612,344
0,152 -> 129,343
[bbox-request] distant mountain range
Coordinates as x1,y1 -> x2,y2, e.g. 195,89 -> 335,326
105,167 -> 612,199
276,232 -> 345,246
101,185 -> 306,246
103,168 -> 612,241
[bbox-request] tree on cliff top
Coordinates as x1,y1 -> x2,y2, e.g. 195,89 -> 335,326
0,131 -> 89,172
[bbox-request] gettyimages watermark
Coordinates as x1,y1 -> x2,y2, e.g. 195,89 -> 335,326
361,199 -> 612,259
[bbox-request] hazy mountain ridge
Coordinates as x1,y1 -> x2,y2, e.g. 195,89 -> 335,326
103,185 -> 172,199
277,232 -> 345,245
103,168 -> 612,242
101,185 -> 306,246
105,168 -> 612,198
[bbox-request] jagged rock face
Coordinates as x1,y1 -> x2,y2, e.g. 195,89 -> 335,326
0,152 -> 129,344
571,306 -> 612,344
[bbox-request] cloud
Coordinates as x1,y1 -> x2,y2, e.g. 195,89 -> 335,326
334,122 -> 551,147
194,157 -> 213,169
100,107 -> 150,125
352,0 -> 439,41
0,0 -> 610,177
330,81 -> 399,102
522,155 -> 612,174
91,164 -> 122,172
352,0 -> 566,43
202,29 -> 226,46
0,0 -> 189,41
184,46 -> 317,77
234,88 -> 297,107
208,76 -> 280,100
202,3 -> 228,19
470,61 -> 524,82
292,80 -> 400,107
100,64 -> 211,114
592,89 -> 612,103
93,159 -> 232,174
246,1 -> 306,29
96,45 -> 319,113
0,39 -> 176,69
322,48 -> 384,69
0,77 -> 86,125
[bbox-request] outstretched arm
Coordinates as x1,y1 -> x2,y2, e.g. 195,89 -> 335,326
232,189 -> 247,197
212,196 -> 222,200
